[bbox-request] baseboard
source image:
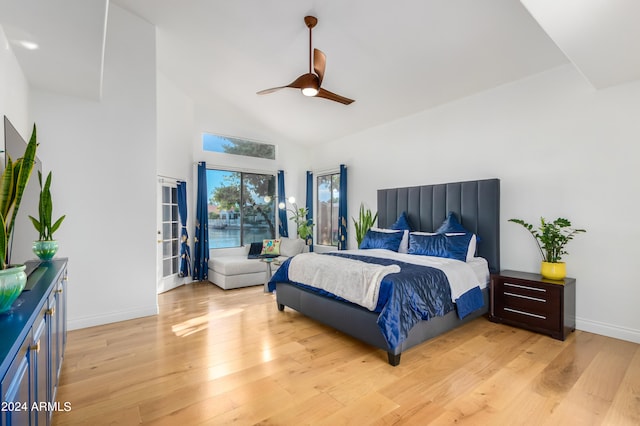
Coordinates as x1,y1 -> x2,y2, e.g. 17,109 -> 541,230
576,316 -> 640,344
67,305 -> 158,331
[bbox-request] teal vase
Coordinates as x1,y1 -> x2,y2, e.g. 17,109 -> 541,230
0,265 -> 27,314
33,240 -> 59,260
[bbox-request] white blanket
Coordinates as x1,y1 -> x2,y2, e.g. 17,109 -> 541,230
287,253 -> 401,310
337,249 -> 484,301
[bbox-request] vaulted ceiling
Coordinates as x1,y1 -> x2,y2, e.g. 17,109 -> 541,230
1,0 -> 639,145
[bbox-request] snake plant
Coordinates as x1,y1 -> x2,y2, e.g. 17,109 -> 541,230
352,203 -> 378,247
29,171 -> 66,242
0,124 -> 38,269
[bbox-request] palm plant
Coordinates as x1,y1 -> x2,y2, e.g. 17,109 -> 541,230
509,217 -> 586,263
0,124 -> 38,269
352,203 -> 378,246
29,171 -> 66,241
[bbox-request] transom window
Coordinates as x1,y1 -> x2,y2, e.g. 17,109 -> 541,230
202,133 -> 275,160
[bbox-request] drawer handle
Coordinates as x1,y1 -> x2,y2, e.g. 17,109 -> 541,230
31,341 -> 40,353
504,292 -> 546,303
504,307 -> 546,320
46,307 -> 55,316
504,282 -> 546,292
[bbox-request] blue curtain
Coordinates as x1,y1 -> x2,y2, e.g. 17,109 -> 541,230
193,162 -> 209,281
338,164 -> 348,250
176,181 -> 191,278
306,171 -> 314,252
277,170 -> 288,237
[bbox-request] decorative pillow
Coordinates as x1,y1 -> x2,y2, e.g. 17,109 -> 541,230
261,239 -> 281,256
360,229 -> 404,252
408,232 -> 472,262
371,227 -> 409,254
391,212 -> 412,231
279,237 -> 305,257
435,212 -> 479,260
436,212 -> 468,234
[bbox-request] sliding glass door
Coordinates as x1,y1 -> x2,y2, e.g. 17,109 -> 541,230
206,169 -> 276,248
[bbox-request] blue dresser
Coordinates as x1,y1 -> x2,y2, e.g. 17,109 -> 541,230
0,259 -> 68,426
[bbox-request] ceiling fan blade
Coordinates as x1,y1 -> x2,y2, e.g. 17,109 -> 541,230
314,48 -> 326,85
257,74 -> 312,95
257,86 -> 286,95
316,88 -> 355,105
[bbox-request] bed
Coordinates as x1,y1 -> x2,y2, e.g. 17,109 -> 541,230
269,178 -> 500,366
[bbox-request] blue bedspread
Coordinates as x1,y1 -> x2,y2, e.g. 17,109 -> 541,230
268,252 -> 484,349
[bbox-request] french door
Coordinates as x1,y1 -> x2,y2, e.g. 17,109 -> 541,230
157,179 -> 182,293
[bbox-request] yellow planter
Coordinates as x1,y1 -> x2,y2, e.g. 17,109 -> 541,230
541,262 -> 566,280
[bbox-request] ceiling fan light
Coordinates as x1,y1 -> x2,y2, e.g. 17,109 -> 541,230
301,87 -> 318,97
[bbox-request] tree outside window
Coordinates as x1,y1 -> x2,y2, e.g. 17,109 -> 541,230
316,173 -> 340,246
207,169 -> 275,248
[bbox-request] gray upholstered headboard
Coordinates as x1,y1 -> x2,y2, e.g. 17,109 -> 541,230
377,178 -> 500,273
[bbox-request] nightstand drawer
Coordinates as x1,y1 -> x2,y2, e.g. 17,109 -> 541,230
489,270 -> 576,340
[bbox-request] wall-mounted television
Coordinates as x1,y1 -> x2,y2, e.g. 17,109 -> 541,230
3,115 -> 42,266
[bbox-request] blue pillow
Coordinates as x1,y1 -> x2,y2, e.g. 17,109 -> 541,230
360,229 -> 404,252
435,212 -> 469,234
391,212 -> 412,231
436,211 -> 481,257
408,232 -> 472,262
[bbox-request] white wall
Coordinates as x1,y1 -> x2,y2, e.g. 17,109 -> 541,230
0,25 -> 35,265
157,71 -> 194,182
310,64 -> 640,344
31,4 -> 158,329
192,102 -> 308,244
0,25 -> 30,137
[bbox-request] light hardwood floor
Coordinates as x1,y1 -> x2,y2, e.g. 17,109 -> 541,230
53,282 -> 639,425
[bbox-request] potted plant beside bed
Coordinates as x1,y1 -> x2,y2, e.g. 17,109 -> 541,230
509,217 -> 586,280
29,170 -> 66,260
352,203 -> 377,247
0,124 -> 38,313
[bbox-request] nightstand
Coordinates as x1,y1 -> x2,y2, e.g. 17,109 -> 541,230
489,270 -> 576,340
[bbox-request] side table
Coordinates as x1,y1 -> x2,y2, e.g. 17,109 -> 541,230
261,258 -> 279,293
489,270 -> 576,340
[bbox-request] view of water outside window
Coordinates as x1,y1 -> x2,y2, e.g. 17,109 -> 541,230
202,133 -> 276,160
206,169 -> 276,248
317,173 -> 340,246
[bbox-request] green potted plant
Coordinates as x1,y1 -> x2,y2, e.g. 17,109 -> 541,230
279,197 -> 315,244
0,123 -> 38,313
29,170 -> 65,260
352,203 -> 377,247
293,207 -> 314,241
509,217 -> 586,280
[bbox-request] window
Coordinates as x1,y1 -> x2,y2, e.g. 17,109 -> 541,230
206,169 -> 276,248
202,133 -> 276,160
316,172 -> 340,246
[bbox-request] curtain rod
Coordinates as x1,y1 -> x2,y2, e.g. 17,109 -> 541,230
158,175 -> 186,184
193,161 -> 277,176
312,165 -> 342,175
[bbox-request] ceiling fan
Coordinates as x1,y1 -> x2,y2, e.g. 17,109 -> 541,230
257,16 -> 355,105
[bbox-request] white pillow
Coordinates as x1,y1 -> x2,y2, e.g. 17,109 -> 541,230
370,227 -> 409,253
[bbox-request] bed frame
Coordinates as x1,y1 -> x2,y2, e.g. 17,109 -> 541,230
274,178 -> 500,366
